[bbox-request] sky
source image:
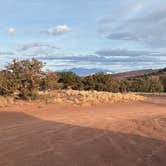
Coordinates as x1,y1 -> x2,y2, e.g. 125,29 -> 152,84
1,0 -> 166,74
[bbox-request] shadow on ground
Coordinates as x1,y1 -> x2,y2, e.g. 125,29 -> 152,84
0,112 -> 165,166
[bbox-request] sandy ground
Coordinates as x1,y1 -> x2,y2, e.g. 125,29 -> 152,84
0,96 -> 166,166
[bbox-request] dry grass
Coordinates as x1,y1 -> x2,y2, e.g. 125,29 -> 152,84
38,90 -> 146,107
0,90 -> 146,107
0,96 -> 14,107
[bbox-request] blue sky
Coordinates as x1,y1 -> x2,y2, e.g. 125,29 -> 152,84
1,0 -> 166,73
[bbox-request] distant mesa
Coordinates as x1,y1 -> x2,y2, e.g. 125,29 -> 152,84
112,69 -> 160,79
57,67 -> 166,78
59,68 -> 114,76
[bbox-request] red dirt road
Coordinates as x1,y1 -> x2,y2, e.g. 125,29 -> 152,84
0,96 -> 166,166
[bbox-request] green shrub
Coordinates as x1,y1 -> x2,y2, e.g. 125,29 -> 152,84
57,72 -> 83,90
127,76 -> 164,92
40,72 -> 62,90
160,75 -> 166,92
2,59 -> 43,100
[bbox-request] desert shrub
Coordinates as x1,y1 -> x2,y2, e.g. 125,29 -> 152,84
82,73 -> 121,92
148,76 -> 164,92
82,76 -> 96,90
40,72 -> 62,90
0,96 -> 14,107
128,76 -> 164,92
158,68 -> 166,73
119,79 -> 130,92
0,70 -> 19,96
94,73 -> 121,92
4,59 -> 43,100
57,72 -> 83,90
160,75 -> 166,92
0,58 -> 165,98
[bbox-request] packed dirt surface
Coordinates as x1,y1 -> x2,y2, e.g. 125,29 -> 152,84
0,95 -> 166,166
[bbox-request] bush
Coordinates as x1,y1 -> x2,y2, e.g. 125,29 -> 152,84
83,73 -> 121,92
82,76 -> 96,90
57,72 -> 83,90
160,75 -> 166,92
0,71 -> 17,96
0,58 -> 165,100
127,76 -> 164,92
40,72 -> 62,91
2,59 -> 43,100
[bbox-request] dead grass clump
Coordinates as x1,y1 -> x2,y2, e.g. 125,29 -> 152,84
0,96 -> 14,107
38,90 -> 145,107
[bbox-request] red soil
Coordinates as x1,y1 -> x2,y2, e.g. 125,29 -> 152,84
0,96 -> 166,166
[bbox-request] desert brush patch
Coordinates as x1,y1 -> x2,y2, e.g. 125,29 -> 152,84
38,90 -> 146,107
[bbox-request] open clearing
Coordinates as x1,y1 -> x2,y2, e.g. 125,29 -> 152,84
0,95 -> 166,166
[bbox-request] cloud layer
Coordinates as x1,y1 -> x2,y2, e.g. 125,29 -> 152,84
100,1 -> 166,48
17,42 -> 62,52
1,1 -> 166,73
11,43 -> 166,72
0,52 -> 15,55
41,25 -> 71,36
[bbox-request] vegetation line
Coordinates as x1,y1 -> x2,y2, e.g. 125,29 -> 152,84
0,59 -> 165,100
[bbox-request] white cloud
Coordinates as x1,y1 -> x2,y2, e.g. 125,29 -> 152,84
17,42 -> 62,51
96,49 -> 160,57
8,28 -> 16,35
42,25 -> 71,35
0,51 -> 15,55
99,1 -> 166,48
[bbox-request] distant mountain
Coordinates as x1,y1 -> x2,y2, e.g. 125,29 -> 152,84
112,69 -> 160,79
60,68 -> 114,76
57,67 -> 166,78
